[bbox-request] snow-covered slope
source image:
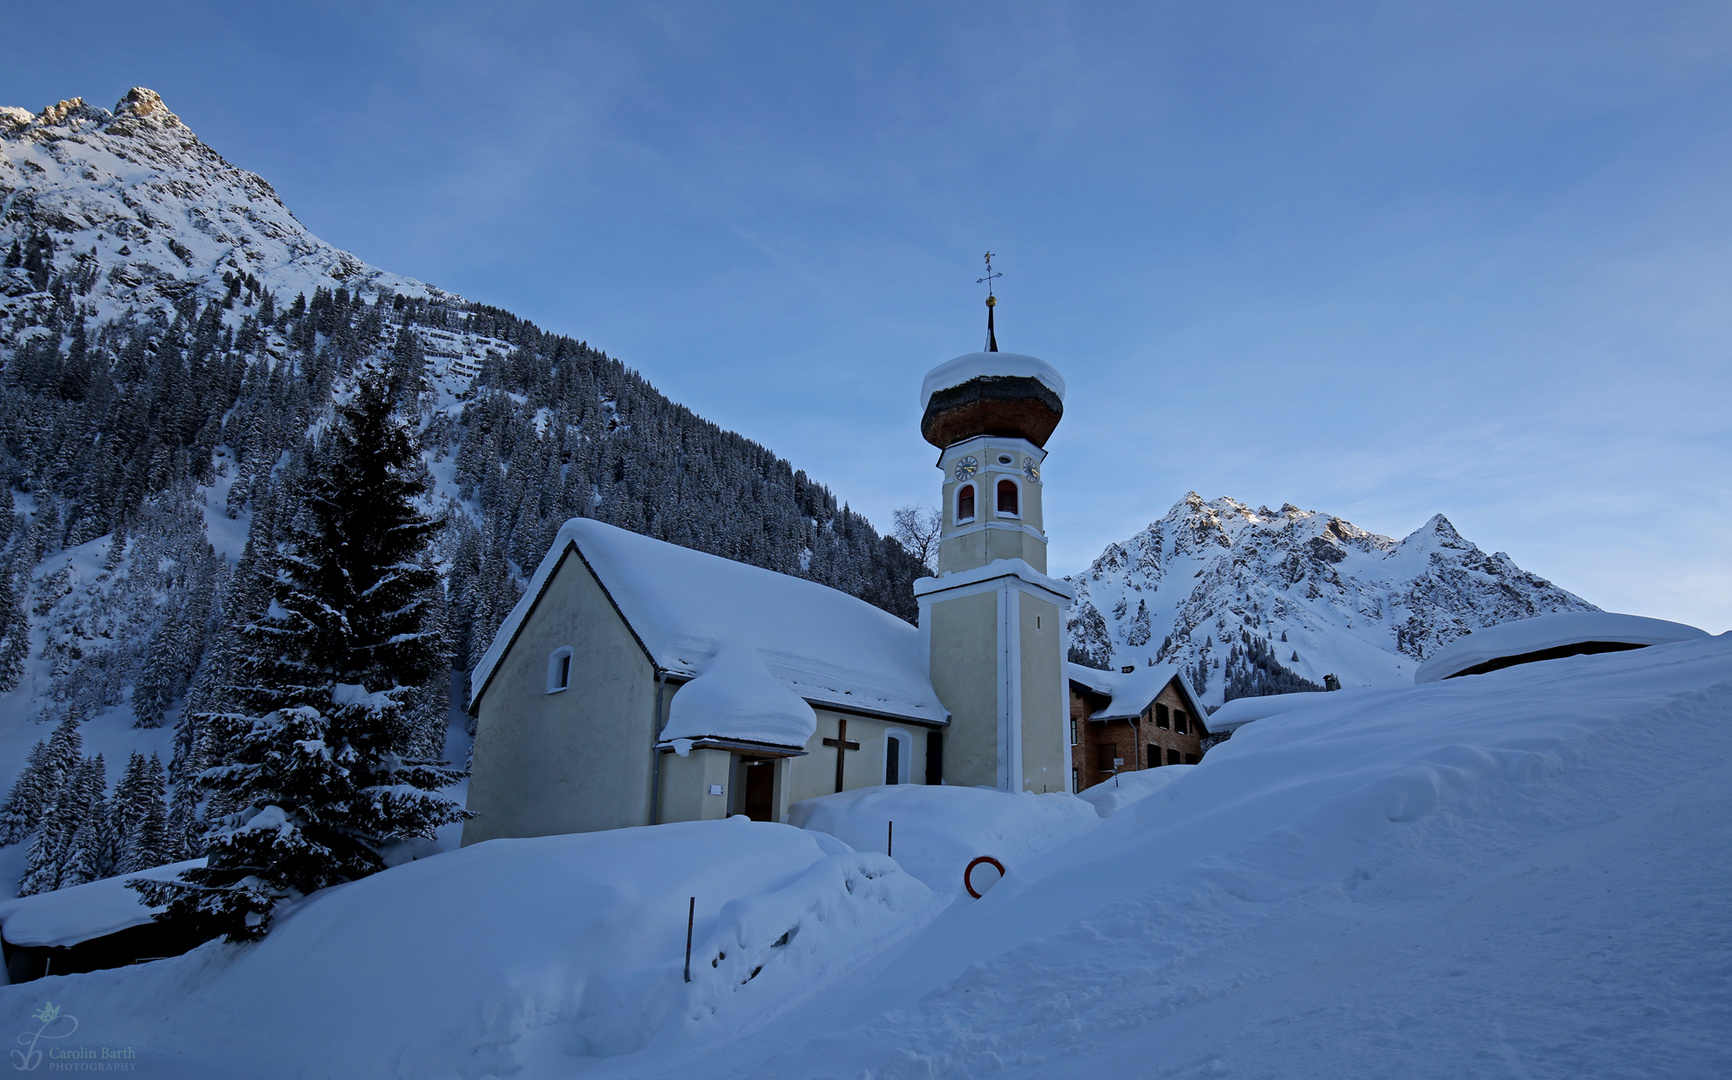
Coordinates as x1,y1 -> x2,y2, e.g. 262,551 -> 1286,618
13,629 -> 1725,1078
1066,493 -> 1597,701
0,88 -> 446,330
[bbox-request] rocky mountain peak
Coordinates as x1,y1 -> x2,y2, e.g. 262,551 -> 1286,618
1,86 -> 443,331
1065,495 -> 1595,703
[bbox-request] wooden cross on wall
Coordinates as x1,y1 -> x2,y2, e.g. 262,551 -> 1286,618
822,717 -> 860,794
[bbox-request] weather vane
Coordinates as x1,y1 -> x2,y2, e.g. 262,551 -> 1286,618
977,251 -> 1001,352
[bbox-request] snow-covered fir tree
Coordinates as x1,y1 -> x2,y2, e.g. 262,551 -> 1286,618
135,373 -> 466,941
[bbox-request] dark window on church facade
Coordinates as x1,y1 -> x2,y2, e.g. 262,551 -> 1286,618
885,735 -> 902,785
997,479 -> 1019,515
925,731 -> 944,785
956,483 -> 976,522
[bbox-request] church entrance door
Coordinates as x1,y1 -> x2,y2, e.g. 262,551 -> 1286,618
738,758 -> 776,822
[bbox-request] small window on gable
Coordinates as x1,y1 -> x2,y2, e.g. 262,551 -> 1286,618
547,646 -> 574,693
997,479 -> 1019,516
956,483 -> 976,523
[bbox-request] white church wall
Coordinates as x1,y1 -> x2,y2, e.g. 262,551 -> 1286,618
463,550 -> 659,844
1020,594 -> 1068,794
925,590 -> 1002,788
783,710 -> 934,808
658,747 -> 733,823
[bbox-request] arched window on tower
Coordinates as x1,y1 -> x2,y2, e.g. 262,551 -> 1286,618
956,483 -> 976,523
997,478 -> 1019,516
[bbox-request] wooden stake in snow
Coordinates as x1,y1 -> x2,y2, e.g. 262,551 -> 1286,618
683,896 -> 695,983
887,820 -> 894,858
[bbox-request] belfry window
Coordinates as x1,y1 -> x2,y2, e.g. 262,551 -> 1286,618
997,479 -> 1019,516
956,483 -> 976,522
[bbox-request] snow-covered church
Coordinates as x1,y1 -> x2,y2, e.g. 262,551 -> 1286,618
461,340 -> 1078,842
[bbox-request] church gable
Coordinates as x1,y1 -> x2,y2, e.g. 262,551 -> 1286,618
464,543 -> 660,845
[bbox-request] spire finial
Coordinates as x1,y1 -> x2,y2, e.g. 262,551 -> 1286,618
977,251 -> 1002,352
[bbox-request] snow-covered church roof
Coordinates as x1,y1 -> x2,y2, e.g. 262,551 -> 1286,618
919,351 -> 1067,411
1413,611 -> 1709,684
469,519 -> 947,730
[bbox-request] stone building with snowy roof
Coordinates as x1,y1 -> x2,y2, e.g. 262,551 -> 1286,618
1066,664 -> 1211,793
462,335 -> 1077,841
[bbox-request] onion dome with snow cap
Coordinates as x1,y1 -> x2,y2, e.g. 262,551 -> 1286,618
919,351 -> 1066,449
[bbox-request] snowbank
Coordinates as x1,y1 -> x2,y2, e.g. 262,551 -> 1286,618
715,632 -> 1732,1079
1075,764 -> 1193,817
1414,610 -> 1708,682
0,858 -> 202,948
790,785 -> 1099,897
0,817 -> 933,1076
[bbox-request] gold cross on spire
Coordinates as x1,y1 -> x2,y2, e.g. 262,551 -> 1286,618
977,251 -> 1001,351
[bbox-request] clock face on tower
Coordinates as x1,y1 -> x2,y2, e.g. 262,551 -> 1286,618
1023,458 -> 1040,482
954,456 -> 979,481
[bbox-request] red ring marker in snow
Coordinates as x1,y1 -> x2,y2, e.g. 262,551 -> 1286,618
964,855 -> 1005,899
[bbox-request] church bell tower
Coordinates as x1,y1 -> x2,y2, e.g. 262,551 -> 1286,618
916,267 -> 1074,792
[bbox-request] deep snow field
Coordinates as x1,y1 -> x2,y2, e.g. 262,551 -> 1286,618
1,634 -> 1727,1079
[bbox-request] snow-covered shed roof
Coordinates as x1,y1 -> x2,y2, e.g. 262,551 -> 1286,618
919,351 -> 1066,411
469,519 -> 947,730
1414,612 -> 1709,684
0,858 -> 203,948
1066,663 -> 1206,725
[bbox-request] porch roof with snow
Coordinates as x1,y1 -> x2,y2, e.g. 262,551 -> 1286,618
469,519 -> 948,728
1066,663 -> 1208,727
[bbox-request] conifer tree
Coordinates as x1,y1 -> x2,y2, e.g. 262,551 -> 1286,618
0,715 -> 82,847
135,372 -> 465,941
20,751 -> 103,895
0,568 -> 28,693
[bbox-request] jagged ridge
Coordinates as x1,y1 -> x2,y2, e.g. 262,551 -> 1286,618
1065,493 -> 1596,703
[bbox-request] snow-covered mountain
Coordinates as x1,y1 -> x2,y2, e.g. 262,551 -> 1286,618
1065,493 -> 1596,701
0,88 -> 444,327
0,88 -> 931,900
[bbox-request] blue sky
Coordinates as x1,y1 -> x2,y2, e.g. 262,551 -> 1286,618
8,1 -> 1731,630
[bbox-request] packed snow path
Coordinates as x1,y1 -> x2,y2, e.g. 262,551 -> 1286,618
655,636 -> 1732,1080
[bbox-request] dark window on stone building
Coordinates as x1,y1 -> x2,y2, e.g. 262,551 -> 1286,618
1174,710 -> 1189,734
1148,744 -> 1160,767
1156,703 -> 1170,729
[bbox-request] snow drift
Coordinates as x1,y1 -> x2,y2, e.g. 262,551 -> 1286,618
0,818 -> 933,1076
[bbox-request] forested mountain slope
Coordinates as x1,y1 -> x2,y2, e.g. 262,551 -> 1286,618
0,88 -> 925,895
